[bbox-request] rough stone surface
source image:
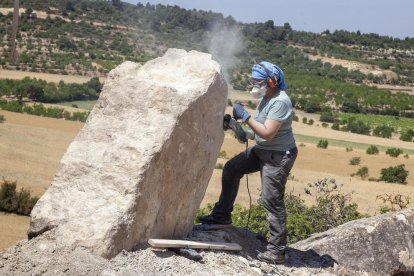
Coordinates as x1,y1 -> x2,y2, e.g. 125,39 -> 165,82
1,227 -> 340,276
6,208 -> 412,275
292,207 -> 414,275
27,49 -> 228,258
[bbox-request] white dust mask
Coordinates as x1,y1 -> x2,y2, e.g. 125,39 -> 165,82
250,85 -> 267,99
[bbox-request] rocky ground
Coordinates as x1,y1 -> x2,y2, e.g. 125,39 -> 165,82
0,226 -> 369,276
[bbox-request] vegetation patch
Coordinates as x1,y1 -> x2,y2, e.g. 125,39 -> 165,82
380,164 -> 409,184
0,179 -> 38,216
197,179 -> 363,244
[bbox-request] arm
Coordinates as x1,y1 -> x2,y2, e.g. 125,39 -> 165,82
246,117 -> 283,141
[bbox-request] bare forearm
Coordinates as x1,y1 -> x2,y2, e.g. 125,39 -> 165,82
246,117 -> 280,141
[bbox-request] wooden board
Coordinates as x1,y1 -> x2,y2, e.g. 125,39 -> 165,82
148,238 -> 242,251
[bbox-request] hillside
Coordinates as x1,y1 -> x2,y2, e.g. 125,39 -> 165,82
1,0 -> 414,121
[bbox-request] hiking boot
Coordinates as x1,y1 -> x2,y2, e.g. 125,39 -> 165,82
257,250 -> 285,265
198,214 -> 231,225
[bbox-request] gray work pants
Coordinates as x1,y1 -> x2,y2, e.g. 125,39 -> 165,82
212,146 -> 297,253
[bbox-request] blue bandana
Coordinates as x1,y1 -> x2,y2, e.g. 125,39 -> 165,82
251,61 -> 287,90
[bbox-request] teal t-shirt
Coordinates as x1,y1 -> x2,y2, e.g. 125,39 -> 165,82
253,91 -> 296,151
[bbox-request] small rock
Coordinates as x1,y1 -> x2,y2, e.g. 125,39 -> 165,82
238,256 -> 250,267
250,261 -> 261,268
260,264 -> 274,274
2,254 -> 10,260
251,267 -> 262,275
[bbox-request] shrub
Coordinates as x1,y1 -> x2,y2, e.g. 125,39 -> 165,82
302,117 -> 308,124
0,114 -> 4,123
0,179 -> 38,216
227,99 -> 233,107
347,119 -> 371,135
293,114 -> 299,122
399,129 -> 414,142
71,104 -> 79,108
385,148 -> 403,158
349,157 -> 361,166
380,164 -> 408,184
317,140 -> 328,149
377,193 -> 411,214
320,112 -> 335,123
373,125 -> 394,138
196,178 -> 363,244
355,166 -> 369,179
303,179 -> 363,233
331,123 -> 340,130
219,150 -> 228,159
321,122 -> 328,128
215,163 -> 223,170
345,147 -> 353,152
366,145 -> 379,155
308,119 -> 314,125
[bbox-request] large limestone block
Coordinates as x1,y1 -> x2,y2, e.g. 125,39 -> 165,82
28,49 -> 228,258
292,207 -> 414,275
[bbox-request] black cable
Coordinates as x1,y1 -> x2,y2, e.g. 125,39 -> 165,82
245,140 -> 252,232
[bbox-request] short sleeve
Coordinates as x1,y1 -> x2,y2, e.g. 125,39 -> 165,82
267,101 -> 291,121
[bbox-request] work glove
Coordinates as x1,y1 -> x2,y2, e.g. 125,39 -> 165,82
233,103 -> 251,123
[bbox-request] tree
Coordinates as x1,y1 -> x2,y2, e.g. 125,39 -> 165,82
380,165 -> 408,184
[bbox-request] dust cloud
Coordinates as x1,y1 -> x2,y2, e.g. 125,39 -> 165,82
206,24 -> 246,84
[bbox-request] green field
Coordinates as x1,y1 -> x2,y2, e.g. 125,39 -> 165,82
335,112 -> 414,133
295,133 -> 414,155
57,100 -> 97,111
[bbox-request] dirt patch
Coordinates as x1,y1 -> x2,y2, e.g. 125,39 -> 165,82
0,212 -> 29,250
0,69 -> 95,84
306,54 -> 398,80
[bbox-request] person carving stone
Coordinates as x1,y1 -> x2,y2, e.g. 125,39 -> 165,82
199,61 -> 297,265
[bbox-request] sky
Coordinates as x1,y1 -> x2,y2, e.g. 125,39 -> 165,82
124,0 -> 414,39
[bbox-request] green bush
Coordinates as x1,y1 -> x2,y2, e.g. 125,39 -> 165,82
320,112 -> 335,123
321,122 -> 328,128
356,166 -> 369,179
331,123 -> 340,130
0,179 -> 39,216
380,164 -> 409,184
345,147 -> 353,152
366,145 -> 379,155
0,114 -> 4,123
349,157 -> 361,166
302,117 -> 308,124
219,150 -> 228,159
317,139 -> 328,149
215,163 -> 223,169
227,99 -> 233,107
293,114 -> 299,122
196,179 -> 363,244
373,125 -> 394,138
399,129 -> 414,142
386,148 -> 403,157
308,119 -> 314,125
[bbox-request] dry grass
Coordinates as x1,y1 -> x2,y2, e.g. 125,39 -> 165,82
0,69 -> 100,84
0,212 -> 30,250
1,104 -> 413,251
